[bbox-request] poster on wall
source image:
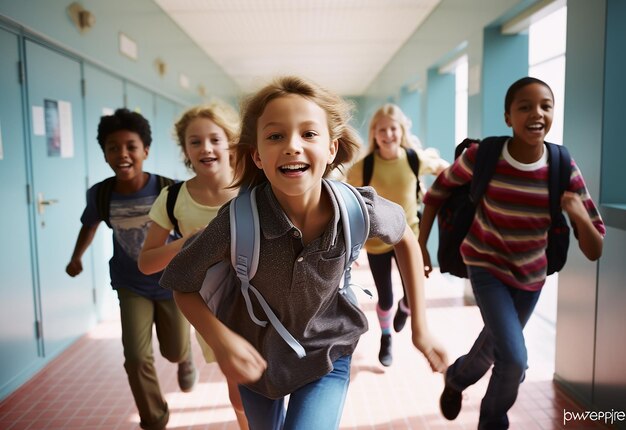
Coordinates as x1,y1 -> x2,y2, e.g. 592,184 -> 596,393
44,99 -> 60,156
44,99 -> 74,158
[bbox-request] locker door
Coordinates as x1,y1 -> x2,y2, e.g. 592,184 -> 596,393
154,96 -> 188,180
0,28 -> 39,398
25,40 -> 94,358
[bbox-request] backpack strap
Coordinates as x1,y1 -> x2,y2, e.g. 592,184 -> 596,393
95,177 -> 116,228
469,136 -> 508,203
165,181 -> 184,237
230,188 -> 306,358
155,174 -> 175,189
546,142 -> 572,220
405,148 -> 420,176
326,180 -> 371,301
228,181 -> 371,359
405,148 -> 421,201
362,153 -> 374,186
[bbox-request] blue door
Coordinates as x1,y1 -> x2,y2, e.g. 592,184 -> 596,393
25,40 -> 95,358
0,27 -> 39,399
154,95 -> 187,180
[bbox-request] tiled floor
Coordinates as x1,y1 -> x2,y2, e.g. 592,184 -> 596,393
0,255 -> 612,429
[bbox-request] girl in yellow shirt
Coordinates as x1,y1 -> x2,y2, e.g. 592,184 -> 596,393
138,103 -> 248,429
347,103 -> 448,366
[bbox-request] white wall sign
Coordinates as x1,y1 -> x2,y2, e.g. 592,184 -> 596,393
0,120 -> 4,160
32,106 -> 45,136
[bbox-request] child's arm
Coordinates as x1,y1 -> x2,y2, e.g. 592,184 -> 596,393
173,290 -> 267,383
561,191 -> 603,260
417,203 -> 437,277
138,223 -> 203,275
393,224 -> 448,373
66,223 -> 99,277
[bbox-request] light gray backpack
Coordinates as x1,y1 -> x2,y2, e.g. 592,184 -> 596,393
199,179 -> 370,358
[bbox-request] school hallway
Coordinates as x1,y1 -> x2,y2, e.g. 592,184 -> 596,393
0,253 -> 610,430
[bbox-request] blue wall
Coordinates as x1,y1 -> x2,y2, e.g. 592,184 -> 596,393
481,26 -> 528,136
0,0 -> 239,401
0,0 -> 239,104
359,0 -> 626,416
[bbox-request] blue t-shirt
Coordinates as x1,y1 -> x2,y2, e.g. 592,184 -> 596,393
81,173 -> 172,300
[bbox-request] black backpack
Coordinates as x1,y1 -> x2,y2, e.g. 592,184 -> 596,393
437,136 -> 572,278
363,147 -> 421,217
164,181 -> 184,237
95,174 -> 175,228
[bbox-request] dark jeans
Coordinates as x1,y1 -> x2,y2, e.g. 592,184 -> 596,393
446,266 -> 541,429
367,251 -> 407,310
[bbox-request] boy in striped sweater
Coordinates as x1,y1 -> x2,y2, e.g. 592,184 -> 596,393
417,77 -> 605,429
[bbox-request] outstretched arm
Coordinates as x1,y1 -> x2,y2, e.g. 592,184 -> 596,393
138,222 -> 203,274
66,223 -> 99,277
173,290 -> 267,383
561,191 -> 603,261
393,225 -> 448,373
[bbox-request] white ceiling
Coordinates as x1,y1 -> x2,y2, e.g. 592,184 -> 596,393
154,0 -> 441,96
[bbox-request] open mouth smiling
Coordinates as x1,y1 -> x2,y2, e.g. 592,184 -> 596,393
279,163 -> 310,174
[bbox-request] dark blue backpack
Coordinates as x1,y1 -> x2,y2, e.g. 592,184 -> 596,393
96,174 -> 175,228
437,136 -> 572,278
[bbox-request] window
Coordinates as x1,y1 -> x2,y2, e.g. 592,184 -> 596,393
454,56 -> 469,145
528,3 -> 567,326
529,5 -> 567,145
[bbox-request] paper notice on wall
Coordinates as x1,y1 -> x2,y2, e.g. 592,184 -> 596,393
32,106 -> 45,136
0,120 -> 4,160
58,100 -> 74,158
102,107 -> 114,116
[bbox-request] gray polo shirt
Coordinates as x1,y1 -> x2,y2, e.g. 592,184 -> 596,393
160,179 -> 406,399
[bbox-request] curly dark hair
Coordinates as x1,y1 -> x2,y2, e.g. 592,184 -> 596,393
97,108 -> 152,152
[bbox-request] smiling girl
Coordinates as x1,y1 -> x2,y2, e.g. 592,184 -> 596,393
160,76 -> 447,430
137,103 -> 248,429
347,103 -> 448,366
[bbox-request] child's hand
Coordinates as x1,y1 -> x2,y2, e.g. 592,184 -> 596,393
420,245 -> 433,278
560,191 -> 587,223
66,259 -> 83,277
213,329 -> 267,384
413,332 -> 448,373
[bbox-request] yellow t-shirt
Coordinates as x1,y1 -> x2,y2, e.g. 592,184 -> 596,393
149,181 -> 222,236
149,181 -> 224,362
347,148 -> 447,254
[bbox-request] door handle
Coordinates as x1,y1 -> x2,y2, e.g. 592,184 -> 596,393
37,192 -> 59,214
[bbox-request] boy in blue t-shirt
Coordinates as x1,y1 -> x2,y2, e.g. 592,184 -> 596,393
66,108 -> 196,430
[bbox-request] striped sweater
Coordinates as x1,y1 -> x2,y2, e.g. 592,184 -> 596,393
424,141 -> 605,291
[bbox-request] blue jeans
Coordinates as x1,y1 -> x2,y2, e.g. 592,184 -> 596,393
239,355 -> 352,430
446,267 -> 541,430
